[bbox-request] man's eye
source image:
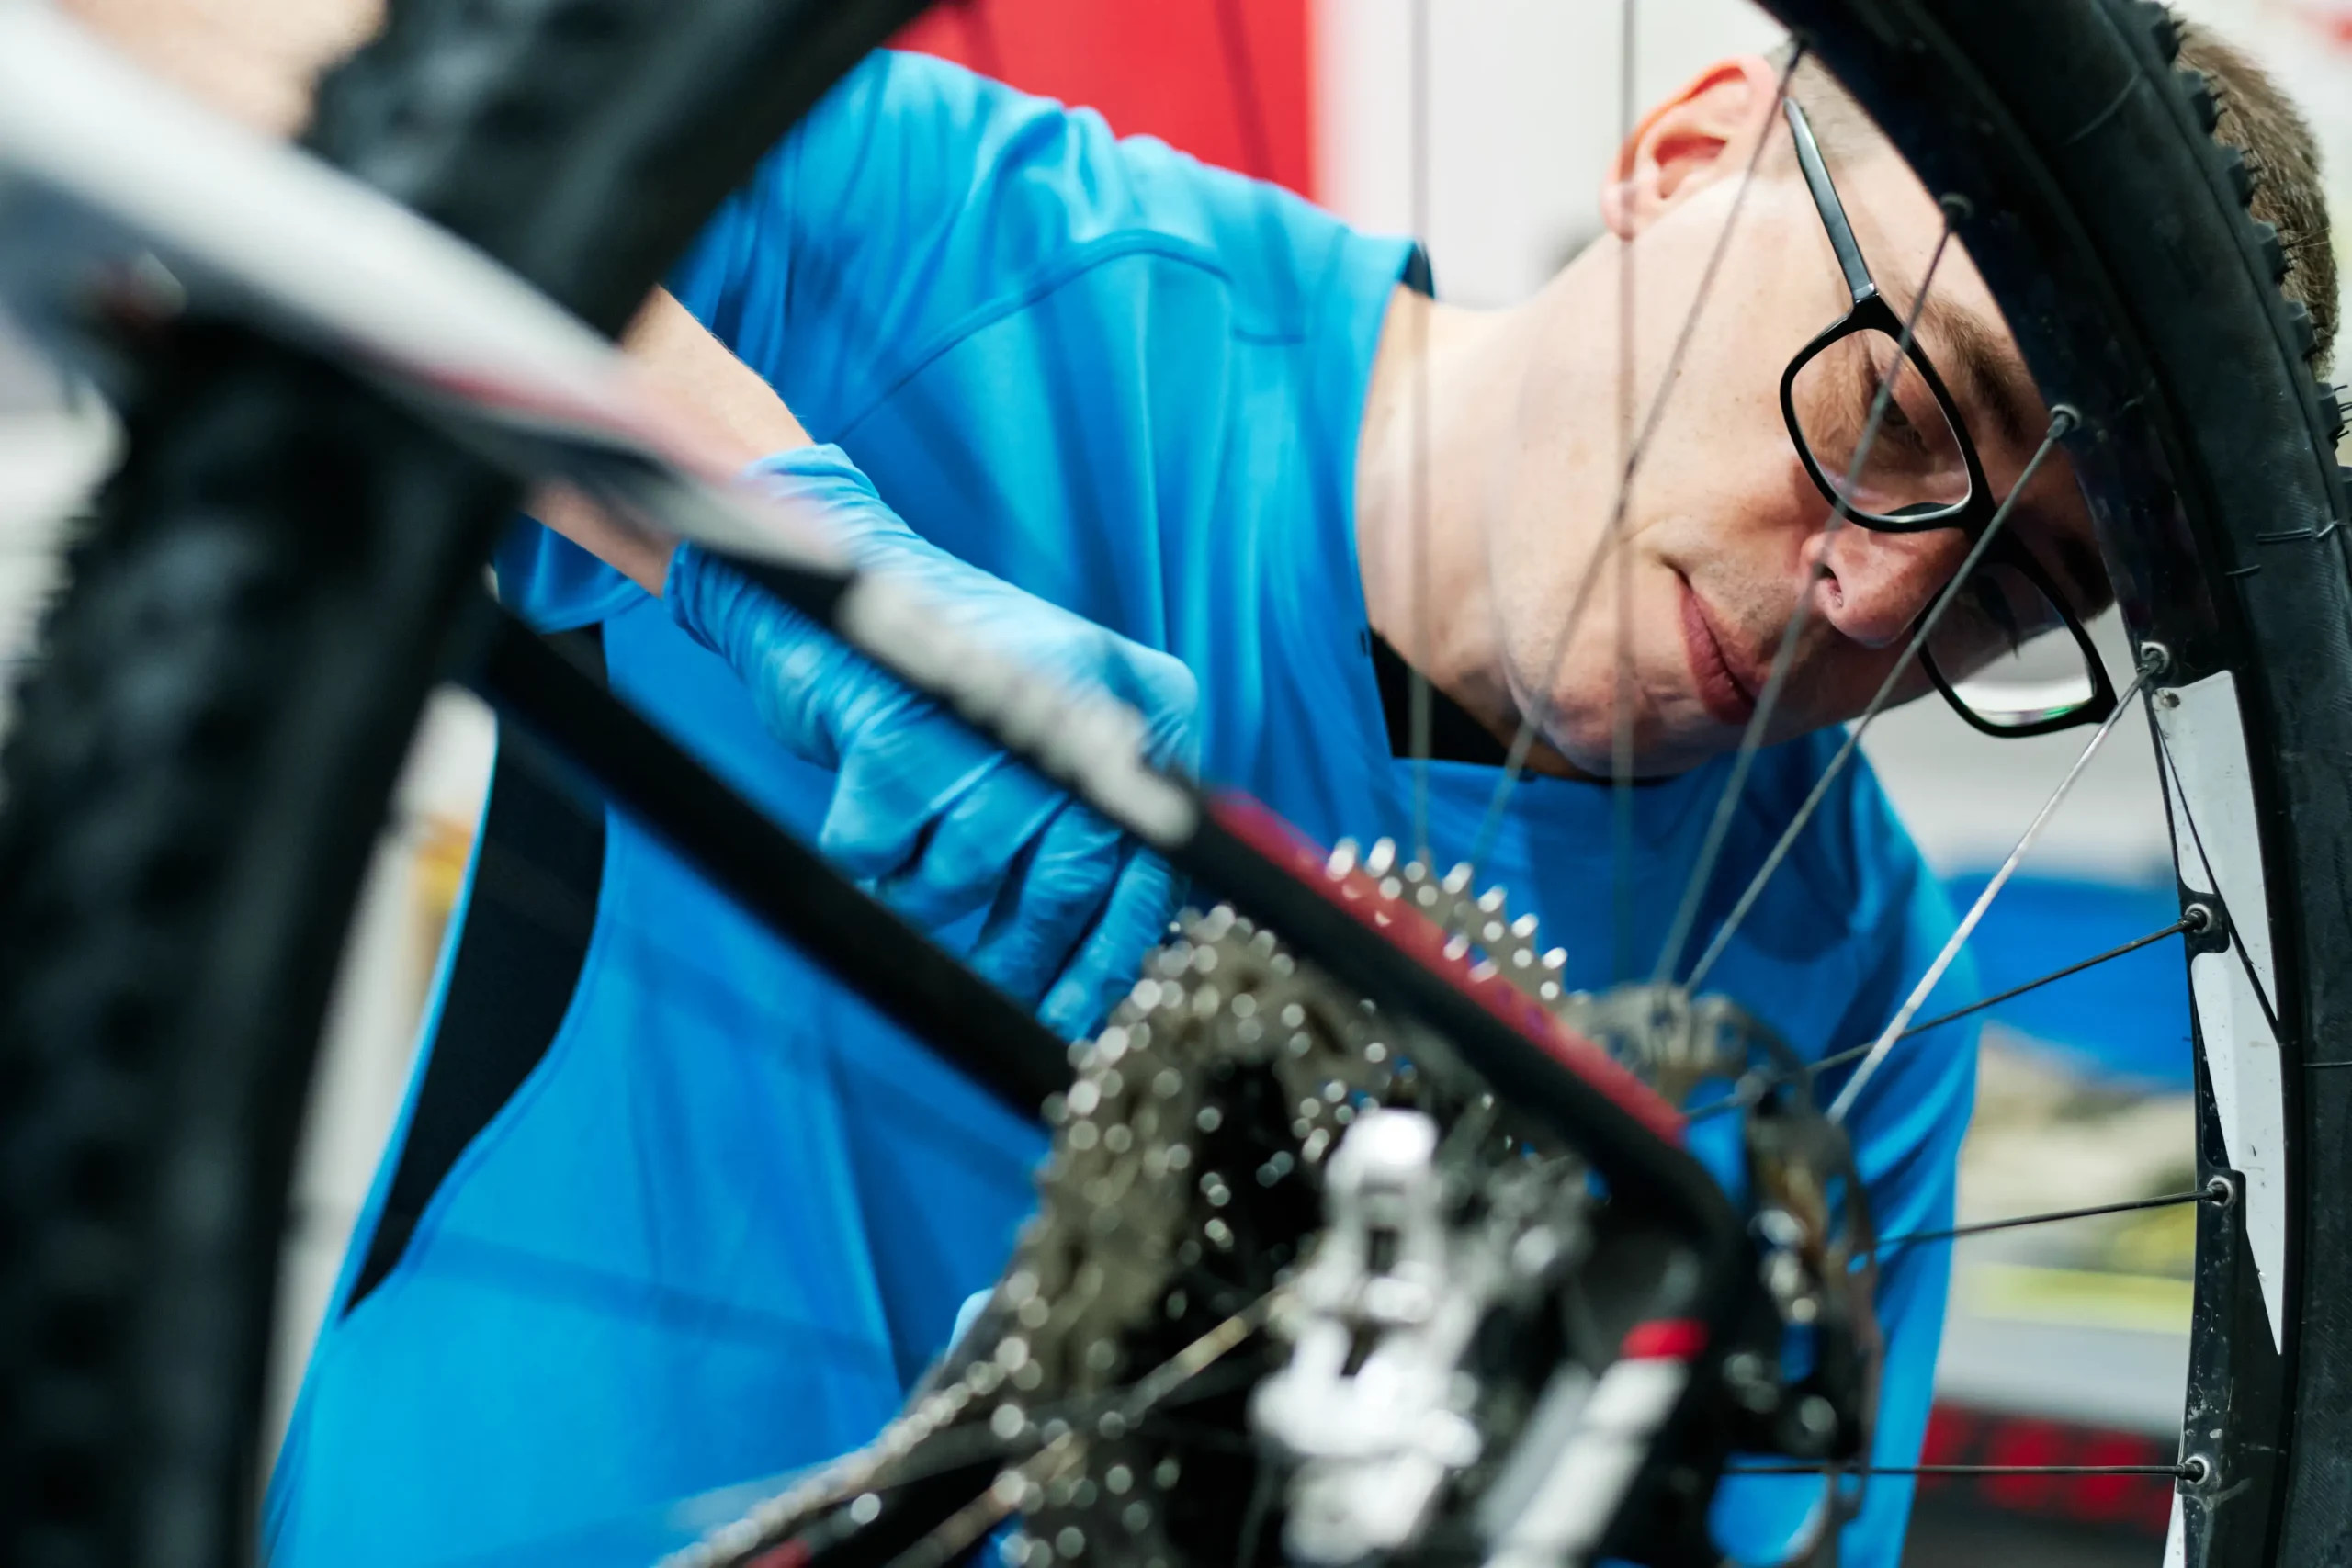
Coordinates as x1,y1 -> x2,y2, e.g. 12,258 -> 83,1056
1853,355 -> 1934,458
1851,353 -> 1885,425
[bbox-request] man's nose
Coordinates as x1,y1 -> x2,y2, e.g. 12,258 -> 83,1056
1800,524 -> 1973,649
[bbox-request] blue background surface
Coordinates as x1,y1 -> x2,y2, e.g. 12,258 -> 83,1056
1939,873 -> 2190,1091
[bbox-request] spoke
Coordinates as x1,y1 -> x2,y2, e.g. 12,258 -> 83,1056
885,1431 -> 1083,1568
1408,0 -> 1434,862
876,1297 -> 1274,1568
1873,1185 -> 2218,1258
1611,0 -> 1639,977
1876,912 -> 2196,1043
1685,909 -> 2198,1122
1125,1297 -> 1272,1408
674,1295 -> 1282,1568
658,1408 -> 1054,1568
790,1400 -> 1077,1513
1728,1462 -> 2192,1478
1674,410 -> 2078,989
1464,48 -> 1808,882
1826,652 -> 2162,1124
1651,210 -> 1962,989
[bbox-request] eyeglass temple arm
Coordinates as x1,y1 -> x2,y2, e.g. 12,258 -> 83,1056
1783,96 -> 1876,304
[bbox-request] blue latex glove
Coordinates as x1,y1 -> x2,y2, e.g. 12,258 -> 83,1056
667,444 -> 1200,1040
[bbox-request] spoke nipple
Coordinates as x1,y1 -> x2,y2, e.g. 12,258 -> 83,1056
2205,1172 -> 2239,1208
2183,901 -> 2216,933
1939,192 -> 1976,223
2139,640 -> 2173,678
2178,1453 -> 2214,1487
2048,403 -> 2083,437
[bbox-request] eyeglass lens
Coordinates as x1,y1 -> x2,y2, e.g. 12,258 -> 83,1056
1791,327 -> 1972,522
1924,560 -> 2099,730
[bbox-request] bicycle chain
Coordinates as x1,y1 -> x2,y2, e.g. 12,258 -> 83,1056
662,840 -> 1782,1568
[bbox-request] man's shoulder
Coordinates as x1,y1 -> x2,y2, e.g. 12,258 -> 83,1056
797,51 -> 1392,339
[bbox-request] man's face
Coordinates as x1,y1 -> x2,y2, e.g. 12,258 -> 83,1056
1493,86 -> 2105,778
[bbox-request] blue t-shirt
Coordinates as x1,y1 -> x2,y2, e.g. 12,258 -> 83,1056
268,51 -> 1974,1568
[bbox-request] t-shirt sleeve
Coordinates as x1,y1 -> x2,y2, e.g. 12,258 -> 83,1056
491,516 -> 646,633
499,52 -> 1069,629
499,48 -> 1340,632
665,50 -> 958,429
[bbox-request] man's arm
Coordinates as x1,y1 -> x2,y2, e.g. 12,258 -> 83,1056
59,0 -> 809,597
532,288 -> 814,593
58,0 -> 1196,1042
62,0 -> 379,134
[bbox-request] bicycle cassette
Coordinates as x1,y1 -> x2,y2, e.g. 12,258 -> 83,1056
663,840 -> 1881,1568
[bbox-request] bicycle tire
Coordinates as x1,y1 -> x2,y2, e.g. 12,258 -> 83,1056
0,0 -> 938,1557
1784,6 -> 2348,1562
0,2 -> 2342,1566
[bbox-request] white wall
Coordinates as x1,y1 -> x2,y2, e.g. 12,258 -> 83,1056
1315,0 -> 1784,308
1316,0 -> 2352,348
266,685 -> 492,1459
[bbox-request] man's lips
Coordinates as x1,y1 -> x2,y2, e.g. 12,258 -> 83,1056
1678,576 -> 1760,728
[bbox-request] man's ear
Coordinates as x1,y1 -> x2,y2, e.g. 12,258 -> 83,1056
1601,55 -> 1781,240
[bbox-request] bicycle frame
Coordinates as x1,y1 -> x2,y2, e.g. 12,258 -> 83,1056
0,7 -> 1778,1557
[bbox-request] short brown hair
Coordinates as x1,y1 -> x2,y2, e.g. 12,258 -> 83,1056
1770,12 -> 2336,366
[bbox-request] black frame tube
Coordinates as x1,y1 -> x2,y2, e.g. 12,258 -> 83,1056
466,605 -> 1072,1117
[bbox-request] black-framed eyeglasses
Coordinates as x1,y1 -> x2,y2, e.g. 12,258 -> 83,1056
1779,97 -> 2117,739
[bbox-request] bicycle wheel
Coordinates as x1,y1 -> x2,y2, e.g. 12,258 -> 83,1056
0,1 -> 2342,1566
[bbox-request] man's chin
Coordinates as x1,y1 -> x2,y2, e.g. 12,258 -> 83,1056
1519,682 -> 1740,782
1544,726 -> 1718,784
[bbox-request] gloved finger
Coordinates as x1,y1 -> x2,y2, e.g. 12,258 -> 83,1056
1090,637 -> 1203,773
1036,843 -> 1182,1041
667,542 -> 897,769
849,757 -> 1068,930
967,804 -> 1125,1010
817,737 -> 998,882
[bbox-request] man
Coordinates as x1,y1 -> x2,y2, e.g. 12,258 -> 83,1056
64,3 -> 2329,1563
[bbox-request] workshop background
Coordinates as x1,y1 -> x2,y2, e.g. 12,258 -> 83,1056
5,2 -> 2351,1561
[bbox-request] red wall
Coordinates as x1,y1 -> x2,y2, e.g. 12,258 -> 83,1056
892,0 -> 1314,195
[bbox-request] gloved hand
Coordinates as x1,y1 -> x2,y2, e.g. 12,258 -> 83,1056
666,444 -> 1200,1040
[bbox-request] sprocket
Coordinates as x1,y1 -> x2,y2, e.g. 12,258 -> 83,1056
664,839 -> 1878,1568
